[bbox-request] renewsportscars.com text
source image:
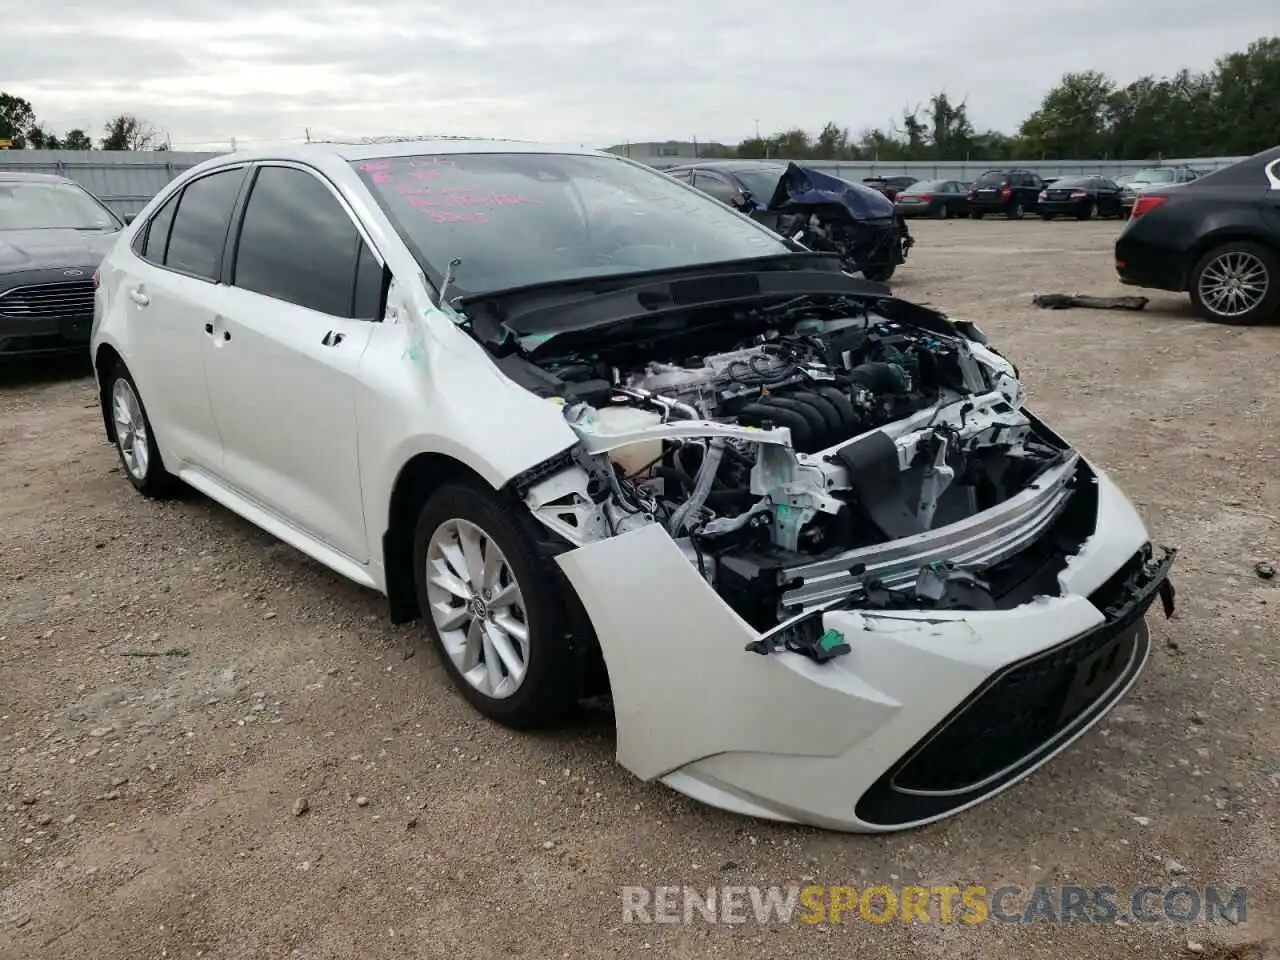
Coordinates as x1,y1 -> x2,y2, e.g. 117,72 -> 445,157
621,884 -> 1247,926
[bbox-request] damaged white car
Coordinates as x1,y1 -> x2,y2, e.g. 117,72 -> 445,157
91,139 -> 1176,832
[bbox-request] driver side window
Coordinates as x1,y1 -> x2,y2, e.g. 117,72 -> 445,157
691,171 -> 742,206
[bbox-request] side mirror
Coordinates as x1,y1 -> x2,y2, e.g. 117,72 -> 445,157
123,213 -> 135,225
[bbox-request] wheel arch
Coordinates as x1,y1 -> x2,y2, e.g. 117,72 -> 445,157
93,342 -> 126,443
381,451 -> 496,624
1183,228 -> 1280,289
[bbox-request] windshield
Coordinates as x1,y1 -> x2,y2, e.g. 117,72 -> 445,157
902,180 -> 945,194
352,152 -> 791,297
731,169 -> 783,202
1132,168 -> 1176,184
0,180 -> 119,231
973,172 -> 1006,187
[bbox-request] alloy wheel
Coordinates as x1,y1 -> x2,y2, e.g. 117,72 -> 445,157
425,518 -> 530,699
111,378 -> 150,481
1198,251 -> 1270,318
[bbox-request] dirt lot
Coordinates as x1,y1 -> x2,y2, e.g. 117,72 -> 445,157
2,217 -> 1278,960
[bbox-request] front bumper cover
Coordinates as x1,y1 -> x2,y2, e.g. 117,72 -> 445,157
556,459 -> 1173,832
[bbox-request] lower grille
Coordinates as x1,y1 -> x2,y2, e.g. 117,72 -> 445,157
853,543 -> 1174,827
0,280 -> 96,322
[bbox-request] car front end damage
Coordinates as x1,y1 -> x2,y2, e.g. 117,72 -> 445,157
468,271 -> 1175,832
748,163 -> 913,282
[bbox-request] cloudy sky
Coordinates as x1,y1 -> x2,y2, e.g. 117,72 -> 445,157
2,0 -> 1274,150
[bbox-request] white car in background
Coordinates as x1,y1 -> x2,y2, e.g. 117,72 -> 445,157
90,139 -> 1176,832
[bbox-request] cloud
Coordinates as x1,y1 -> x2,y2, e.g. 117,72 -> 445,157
3,0 -> 1275,149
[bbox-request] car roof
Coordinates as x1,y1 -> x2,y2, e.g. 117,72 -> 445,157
189,137 -> 612,167
666,159 -> 785,173
0,171 -> 78,185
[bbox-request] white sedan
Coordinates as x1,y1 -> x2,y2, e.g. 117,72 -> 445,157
90,139 -> 1176,832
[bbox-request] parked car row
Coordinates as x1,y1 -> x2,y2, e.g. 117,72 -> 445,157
665,159 -> 914,281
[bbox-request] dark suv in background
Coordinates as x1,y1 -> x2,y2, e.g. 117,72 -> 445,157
967,169 -> 1045,219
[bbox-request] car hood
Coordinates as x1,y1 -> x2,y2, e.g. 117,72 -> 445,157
0,229 -> 120,272
764,163 -> 897,220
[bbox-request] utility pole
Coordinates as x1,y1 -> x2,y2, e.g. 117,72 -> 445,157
305,127 -> 312,144
230,136 -> 237,152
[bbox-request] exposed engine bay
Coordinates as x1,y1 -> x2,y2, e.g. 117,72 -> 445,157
494,291 -> 1083,639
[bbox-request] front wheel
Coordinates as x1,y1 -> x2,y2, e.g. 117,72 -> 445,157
1040,213 -> 1055,221
1188,242 -> 1279,325
106,363 -> 180,498
861,263 -> 897,282
413,481 -> 576,728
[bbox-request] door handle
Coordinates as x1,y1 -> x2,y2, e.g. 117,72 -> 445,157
321,330 -> 345,347
128,287 -> 149,307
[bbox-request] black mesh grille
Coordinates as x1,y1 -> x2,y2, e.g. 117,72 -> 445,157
0,280 -> 96,322
856,543 -> 1173,822
890,615 -> 1141,793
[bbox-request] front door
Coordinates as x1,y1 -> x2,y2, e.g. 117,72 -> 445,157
201,163 -> 387,563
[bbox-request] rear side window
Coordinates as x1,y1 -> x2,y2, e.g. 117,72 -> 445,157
165,168 -> 246,281
139,192 -> 179,264
232,165 -> 371,318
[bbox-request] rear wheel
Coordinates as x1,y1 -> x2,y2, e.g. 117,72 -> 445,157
861,263 -> 896,282
1040,213 -> 1055,221
413,481 -> 576,728
1188,241 -> 1279,325
1077,201 -> 1095,221
1006,201 -> 1025,220
937,203 -> 950,220
106,363 -> 180,498
971,211 -> 984,220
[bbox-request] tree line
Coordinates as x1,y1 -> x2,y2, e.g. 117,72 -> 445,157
701,36 -> 1279,162
2,35 -> 1276,160
0,97 -> 163,151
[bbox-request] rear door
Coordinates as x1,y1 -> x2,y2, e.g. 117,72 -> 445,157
201,163 -> 386,562
124,165 -> 248,470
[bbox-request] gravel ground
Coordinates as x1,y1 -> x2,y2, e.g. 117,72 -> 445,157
1,217 -> 1278,960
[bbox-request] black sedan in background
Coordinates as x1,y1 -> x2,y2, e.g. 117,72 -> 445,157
1037,176 -> 1126,219
0,172 -> 124,360
861,175 -> 918,201
1115,145 -> 1280,325
893,179 -> 971,218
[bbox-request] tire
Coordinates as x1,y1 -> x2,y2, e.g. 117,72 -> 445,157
861,263 -> 896,282
412,481 -> 575,729
105,362 -> 180,498
1187,241 -> 1280,326
1077,201 -> 1095,221
1006,201 -> 1025,220
1040,213 -> 1055,221
971,211 -> 984,220
937,203 -> 950,220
